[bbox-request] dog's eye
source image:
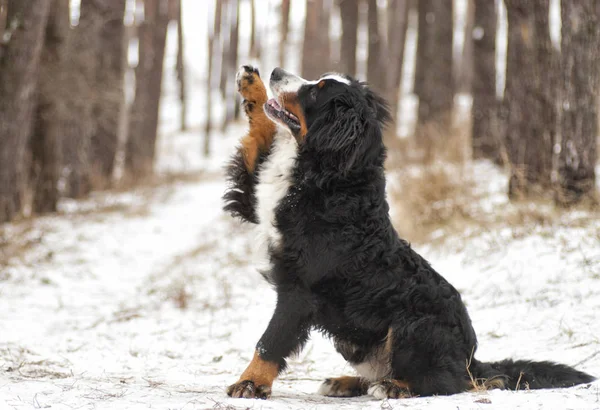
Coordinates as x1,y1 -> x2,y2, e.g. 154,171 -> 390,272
310,87 -> 318,101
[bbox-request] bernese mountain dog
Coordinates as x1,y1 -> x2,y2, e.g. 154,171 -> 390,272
222,65 -> 595,399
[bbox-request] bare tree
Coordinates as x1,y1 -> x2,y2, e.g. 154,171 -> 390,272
249,0 -> 260,60
337,0 -> 358,76
0,0 -> 51,223
503,0 -> 554,198
457,0 -> 474,93
204,0 -> 223,157
31,0 -> 70,214
223,0 -> 240,126
0,1 -> 7,50
61,0 -> 100,198
219,0 -> 230,97
125,0 -> 169,181
556,1 -> 600,205
532,0 -> 558,187
279,0 -> 291,67
303,0 -> 331,79
176,0 -> 187,131
414,0 -> 454,148
471,0 -> 498,160
366,0 -> 384,93
385,0 -> 409,126
91,0 -> 127,188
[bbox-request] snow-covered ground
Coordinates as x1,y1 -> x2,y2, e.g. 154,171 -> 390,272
1,124 -> 599,410
2,1 -> 600,409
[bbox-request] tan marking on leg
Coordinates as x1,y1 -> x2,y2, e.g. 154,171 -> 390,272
237,67 -> 277,172
238,350 -> 279,388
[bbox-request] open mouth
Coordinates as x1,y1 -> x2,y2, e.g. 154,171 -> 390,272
264,98 -> 301,133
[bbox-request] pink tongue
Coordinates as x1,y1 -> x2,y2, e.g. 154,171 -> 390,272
267,98 -> 282,110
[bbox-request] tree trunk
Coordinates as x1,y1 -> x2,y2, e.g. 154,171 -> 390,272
176,0 -> 187,131
0,0 -> 51,223
337,0 -> 358,76
471,0 -> 498,160
302,0 -> 329,79
249,0 -> 260,60
90,0 -> 127,188
219,0 -> 229,97
30,0 -> 69,214
415,0 -> 454,150
532,0 -> 558,189
385,0 -> 409,126
504,0 -> 554,199
279,0 -> 291,67
223,0 -> 240,127
366,0 -> 384,93
125,0 -> 169,181
457,0 -> 475,93
556,1 -> 600,205
204,0 -> 223,157
61,0 -> 99,198
0,1 -> 7,54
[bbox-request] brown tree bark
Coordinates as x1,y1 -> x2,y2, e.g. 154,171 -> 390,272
556,1 -> 600,205
532,0 -> 558,188
204,0 -> 223,157
385,0 -> 409,126
0,0 -> 51,223
504,0 -> 555,199
337,0 -> 358,76
219,0 -> 230,97
366,0 -> 384,93
61,0 -> 99,198
279,0 -> 291,67
249,0 -> 260,60
30,0 -> 70,214
176,0 -> 187,131
90,0 -> 127,188
302,0 -> 329,79
414,0 -> 454,148
223,0 -> 240,127
0,1 -> 7,52
457,0 -> 475,93
471,0 -> 498,160
125,0 -> 169,181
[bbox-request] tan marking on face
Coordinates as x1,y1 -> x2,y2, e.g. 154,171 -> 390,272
280,92 -> 308,143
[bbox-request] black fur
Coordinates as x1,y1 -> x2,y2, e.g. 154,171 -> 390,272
224,69 -> 596,396
222,148 -> 270,224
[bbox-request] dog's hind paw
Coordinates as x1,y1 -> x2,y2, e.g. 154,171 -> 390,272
318,376 -> 368,397
367,379 -> 412,399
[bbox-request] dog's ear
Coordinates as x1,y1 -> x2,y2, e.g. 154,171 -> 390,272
305,90 -> 385,172
363,85 -> 392,127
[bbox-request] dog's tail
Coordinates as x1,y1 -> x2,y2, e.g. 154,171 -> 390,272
471,358 -> 595,390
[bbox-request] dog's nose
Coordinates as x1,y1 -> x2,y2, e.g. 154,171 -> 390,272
271,67 -> 288,82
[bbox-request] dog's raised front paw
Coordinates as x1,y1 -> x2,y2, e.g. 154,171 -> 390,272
236,65 -> 268,115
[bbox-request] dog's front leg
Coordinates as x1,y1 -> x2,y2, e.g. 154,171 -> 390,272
227,291 -> 313,399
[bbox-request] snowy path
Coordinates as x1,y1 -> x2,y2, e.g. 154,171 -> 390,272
1,128 -> 599,410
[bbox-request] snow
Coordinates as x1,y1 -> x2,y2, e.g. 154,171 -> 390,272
1,1 -> 599,409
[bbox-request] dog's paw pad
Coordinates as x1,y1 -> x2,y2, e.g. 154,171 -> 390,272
227,380 -> 271,399
368,380 -> 411,400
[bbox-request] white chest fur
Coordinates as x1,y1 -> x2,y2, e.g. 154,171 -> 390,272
254,130 -> 297,260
